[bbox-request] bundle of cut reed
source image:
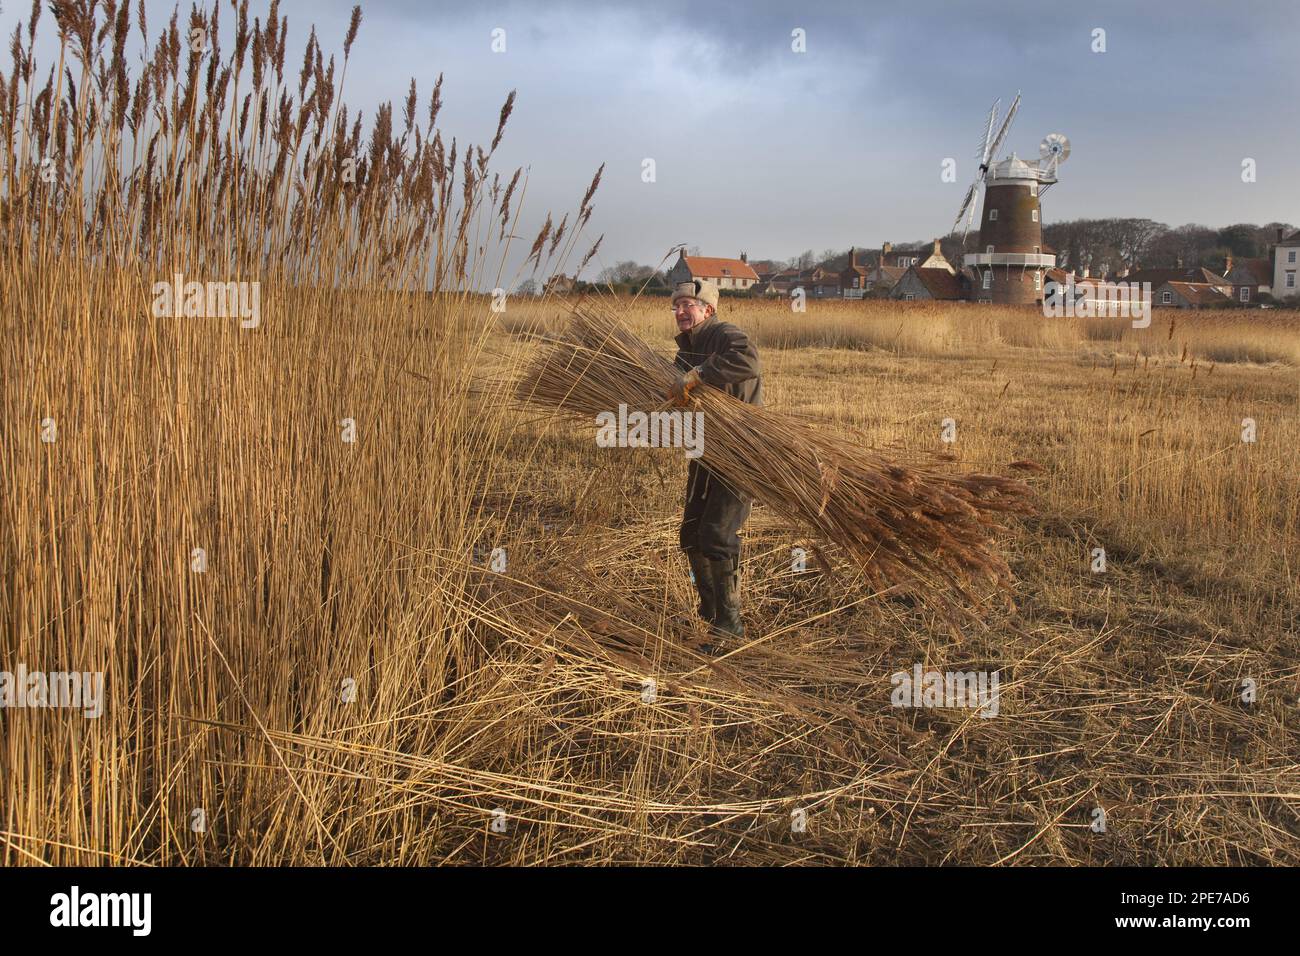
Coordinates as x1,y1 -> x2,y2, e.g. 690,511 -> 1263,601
516,302 -> 1037,615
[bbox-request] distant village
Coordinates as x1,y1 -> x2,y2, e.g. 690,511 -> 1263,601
545,224 -> 1300,310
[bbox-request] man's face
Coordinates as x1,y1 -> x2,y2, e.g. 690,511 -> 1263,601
673,297 -> 713,333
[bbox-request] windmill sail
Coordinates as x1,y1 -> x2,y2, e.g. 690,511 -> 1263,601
952,92 -> 1024,243
952,181 -> 978,237
978,99 -> 999,167
984,92 -> 1021,169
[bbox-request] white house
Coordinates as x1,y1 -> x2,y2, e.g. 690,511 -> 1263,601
667,251 -> 759,291
1273,230 -> 1300,301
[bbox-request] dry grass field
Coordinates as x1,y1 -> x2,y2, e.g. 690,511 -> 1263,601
470,297 -> 1300,865
2,2 -> 1297,867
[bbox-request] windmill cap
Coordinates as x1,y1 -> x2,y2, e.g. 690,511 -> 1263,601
989,154 -> 1038,180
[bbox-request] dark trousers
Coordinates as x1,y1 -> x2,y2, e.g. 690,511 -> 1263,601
679,460 -> 751,561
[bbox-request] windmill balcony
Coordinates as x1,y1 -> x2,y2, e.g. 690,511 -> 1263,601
963,252 -> 1056,268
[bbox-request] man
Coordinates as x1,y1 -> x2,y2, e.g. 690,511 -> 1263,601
666,277 -> 763,644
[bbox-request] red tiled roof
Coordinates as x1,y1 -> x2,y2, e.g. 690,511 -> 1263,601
1127,266 -> 1228,287
682,256 -> 760,282
911,267 -> 965,300
1160,281 -> 1231,305
1228,258 -> 1272,285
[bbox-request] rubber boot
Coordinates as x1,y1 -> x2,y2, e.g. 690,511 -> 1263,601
686,550 -> 715,624
707,555 -> 745,639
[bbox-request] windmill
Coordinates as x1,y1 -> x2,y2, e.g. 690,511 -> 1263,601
952,92 -> 1021,243
950,94 -> 1070,305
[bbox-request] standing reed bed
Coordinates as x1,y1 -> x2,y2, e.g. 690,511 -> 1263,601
506,296 -> 1300,365
0,0 -> 600,865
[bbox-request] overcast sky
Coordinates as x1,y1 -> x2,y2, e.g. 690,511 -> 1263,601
5,0 -> 1296,282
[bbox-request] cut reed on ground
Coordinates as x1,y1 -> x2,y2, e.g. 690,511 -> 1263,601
517,302 -> 1039,617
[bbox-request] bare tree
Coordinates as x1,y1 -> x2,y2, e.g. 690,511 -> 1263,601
1100,218 -> 1166,269
597,260 -> 654,284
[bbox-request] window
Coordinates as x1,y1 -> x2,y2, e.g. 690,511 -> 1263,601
986,245 -> 994,254
1161,291 -> 1172,304
982,271 -> 992,290
1240,287 -> 1250,302
988,209 -> 998,221
1034,272 -> 1042,291
1288,271 -> 1296,289
1289,251 -> 1297,263
1034,246 -> 1040,254
904,293 -> 915,302
1031,209 -> 1039,222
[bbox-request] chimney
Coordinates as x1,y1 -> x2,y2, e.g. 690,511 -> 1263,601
1083,266 -> 1091,278
740,251 -> 748,263
882,241 -> 892,256
1224,255 -> 1234,275
849,247 -> 858,268
1279,227 -> 1286,242
933,238 -> 942,256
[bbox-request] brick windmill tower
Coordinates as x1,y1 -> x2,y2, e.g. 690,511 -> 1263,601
952,93 -> 1070,304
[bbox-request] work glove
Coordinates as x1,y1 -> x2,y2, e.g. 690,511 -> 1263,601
667,367 -> 703,407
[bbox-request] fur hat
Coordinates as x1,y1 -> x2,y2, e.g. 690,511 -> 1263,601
671,278 -> 719,311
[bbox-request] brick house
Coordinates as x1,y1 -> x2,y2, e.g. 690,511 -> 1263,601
860,243 -> 910,294
806,265 -> 840,298
1224,255 -> 1273,304
839,247 -> 871,298
1152,281 -> 1232,309
891,267 -> 968,301
1120,266 -> 1232,294
890,240 -> 964,301
668,250 -> 759,291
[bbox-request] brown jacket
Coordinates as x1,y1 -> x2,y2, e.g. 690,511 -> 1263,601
674,316 -> 763,406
